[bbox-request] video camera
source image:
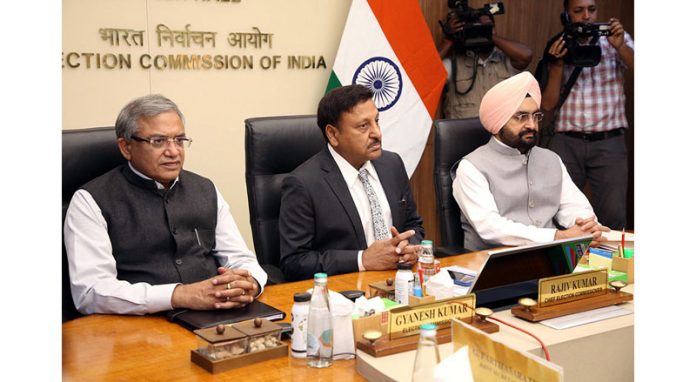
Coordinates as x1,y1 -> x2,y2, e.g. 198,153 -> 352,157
440,1 -> 505,53
559,12 -> 612,67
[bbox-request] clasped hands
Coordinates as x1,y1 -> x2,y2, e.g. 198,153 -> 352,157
555,215 -> 610,247
362,226 -> 420,271
171,267 -> 258,310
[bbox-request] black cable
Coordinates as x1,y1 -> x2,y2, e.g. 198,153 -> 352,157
452,49 -> 479,96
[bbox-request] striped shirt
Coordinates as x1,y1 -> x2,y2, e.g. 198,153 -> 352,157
556,32 -> 634,132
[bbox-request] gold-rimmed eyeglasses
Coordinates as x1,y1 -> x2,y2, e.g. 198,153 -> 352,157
511,112 -> 544,124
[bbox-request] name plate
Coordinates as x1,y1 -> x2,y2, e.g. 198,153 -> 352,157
388,295 -> 475,340
452,318 -> 562,381
538,269 -> 608,307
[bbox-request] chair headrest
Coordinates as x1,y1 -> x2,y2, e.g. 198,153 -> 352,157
245,115 -> 325,175
62,127 -> 126,204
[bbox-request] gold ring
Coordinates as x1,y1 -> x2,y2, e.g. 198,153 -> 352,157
226,283 -> 232,290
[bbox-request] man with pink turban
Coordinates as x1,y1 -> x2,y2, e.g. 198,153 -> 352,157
452,71 -> 608,251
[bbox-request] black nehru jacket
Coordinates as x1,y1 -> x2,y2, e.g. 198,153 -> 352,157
82,165 -> 220,285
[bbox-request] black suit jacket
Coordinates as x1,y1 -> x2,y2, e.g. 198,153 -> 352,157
279,147 -> 425,281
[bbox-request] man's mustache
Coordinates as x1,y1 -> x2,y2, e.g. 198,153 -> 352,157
520,129 -> 537,137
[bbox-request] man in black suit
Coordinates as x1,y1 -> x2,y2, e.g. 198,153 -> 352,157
279,85 -> 425,281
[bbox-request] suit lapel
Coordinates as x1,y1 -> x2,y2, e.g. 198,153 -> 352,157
319,148 -> 367,248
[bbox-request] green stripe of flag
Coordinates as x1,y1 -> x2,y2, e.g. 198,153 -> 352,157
325,70 -> 343,93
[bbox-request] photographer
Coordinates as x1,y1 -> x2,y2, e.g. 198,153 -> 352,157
540,0 -> 633,230
440,3 -> 532,119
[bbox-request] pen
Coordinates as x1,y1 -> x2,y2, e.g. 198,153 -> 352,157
194,228 -> 202,246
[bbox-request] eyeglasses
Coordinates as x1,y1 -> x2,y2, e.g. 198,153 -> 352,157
511,111 -> 544,123
130,135 -> 192,149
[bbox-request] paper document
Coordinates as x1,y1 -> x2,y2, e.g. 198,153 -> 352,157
540,305 -> 633,330
452,285 -> 471,296
603,230 -> 634,242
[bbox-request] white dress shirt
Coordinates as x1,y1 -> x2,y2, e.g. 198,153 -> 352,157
64,163 -> 267,315
328,145 -> 392,271
452,138 -> 595,247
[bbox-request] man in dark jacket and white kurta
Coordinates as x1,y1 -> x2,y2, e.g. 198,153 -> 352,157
452,71 -> 609,251
64,95 -> 267,315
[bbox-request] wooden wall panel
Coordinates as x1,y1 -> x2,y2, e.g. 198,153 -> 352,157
412,0 -> 635,245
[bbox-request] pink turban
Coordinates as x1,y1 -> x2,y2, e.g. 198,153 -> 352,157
478,71 -> 541,135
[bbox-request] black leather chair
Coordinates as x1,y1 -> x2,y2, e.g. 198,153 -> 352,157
62,127 -> 126,322
433,118 -> 490,256
244,115 -> 325,284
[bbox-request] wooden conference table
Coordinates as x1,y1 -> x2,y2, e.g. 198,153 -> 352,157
62,249 -> 632,381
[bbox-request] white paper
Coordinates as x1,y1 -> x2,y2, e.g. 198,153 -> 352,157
328,290 -> 355,359
433,345 -> 474,382
352,295 -> 386,317
452,285 -> 471,296
540,306 -> 633,330
603,230 -> 634,242
425,269 -> 455,299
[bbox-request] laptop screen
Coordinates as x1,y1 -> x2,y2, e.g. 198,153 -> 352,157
470,236 -> 593,310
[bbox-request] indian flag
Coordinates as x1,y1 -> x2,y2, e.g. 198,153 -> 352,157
327,0 -> 447,176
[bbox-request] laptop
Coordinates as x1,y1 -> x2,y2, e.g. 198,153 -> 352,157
470,235 -> 593,311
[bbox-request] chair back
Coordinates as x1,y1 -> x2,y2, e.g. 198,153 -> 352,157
244,115 -> 325,283
433,118 -> 490,248
62,127 -> 126,321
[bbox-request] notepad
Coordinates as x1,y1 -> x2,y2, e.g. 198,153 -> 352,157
589,254 -> 612,269
540,306 -> 633,330
573,264 -> 627,283
166,300 -> 286,331
589,247 -> 613,259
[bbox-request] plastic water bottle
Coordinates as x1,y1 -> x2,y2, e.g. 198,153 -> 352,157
291,292 -> 311,358
306,273 -> 333,368
411,323 -> 441,382
418,240 -> 436,283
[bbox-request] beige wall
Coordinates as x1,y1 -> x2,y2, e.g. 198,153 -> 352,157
63,0 -> 352,249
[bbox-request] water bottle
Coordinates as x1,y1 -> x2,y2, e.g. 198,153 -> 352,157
417,240 -> 436,283
411,323 -> 441,382
291,292 -> 311,358
306,273 -> 333,368
395,262 -> 414,305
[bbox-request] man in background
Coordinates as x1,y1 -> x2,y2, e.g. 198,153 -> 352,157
540,0 -> 634,229
440,8 -> 532,119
